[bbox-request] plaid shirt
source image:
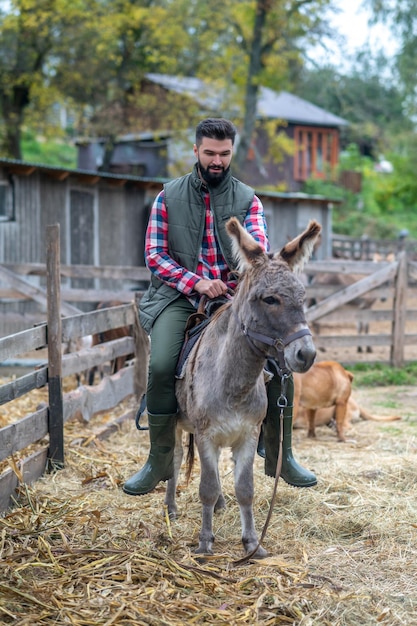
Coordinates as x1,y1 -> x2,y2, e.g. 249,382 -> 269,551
145,187 -> 269,306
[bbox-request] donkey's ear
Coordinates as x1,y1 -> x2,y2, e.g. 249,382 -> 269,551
277,220 -> 322,273
226,217 -> 265,272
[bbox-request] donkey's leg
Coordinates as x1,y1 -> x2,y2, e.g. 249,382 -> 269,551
214,492 -> 226,512
195,443 -> 222,555
233,439 -> 268,558
164,426 -> 184,518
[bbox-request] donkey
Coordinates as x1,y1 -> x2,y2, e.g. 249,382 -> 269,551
165,217 -> 321,558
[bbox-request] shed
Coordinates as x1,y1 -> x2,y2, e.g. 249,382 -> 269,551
76,131 -> 170,178
0,158 -> 160,317
0,157 -> 335,334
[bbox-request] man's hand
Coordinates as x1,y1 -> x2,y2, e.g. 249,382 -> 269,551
194,279 -> 228,299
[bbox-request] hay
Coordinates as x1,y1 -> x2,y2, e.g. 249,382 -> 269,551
1,384 -> 417,625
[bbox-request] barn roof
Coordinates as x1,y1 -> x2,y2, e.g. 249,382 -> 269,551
0,157 -> 164,188
0,157 -> 341,203
257,88 -> 349,127
145,73 -> 349,128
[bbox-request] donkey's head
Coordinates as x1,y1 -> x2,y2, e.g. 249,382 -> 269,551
226,217 -> 321,373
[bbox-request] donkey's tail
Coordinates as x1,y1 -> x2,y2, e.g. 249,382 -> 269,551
185,433 -> 195,485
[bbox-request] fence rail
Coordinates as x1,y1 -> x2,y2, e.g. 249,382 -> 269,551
0,225 -> 148,513
1,229 -> 417,513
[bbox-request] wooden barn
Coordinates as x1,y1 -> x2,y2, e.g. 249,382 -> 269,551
0,158 -> 160,270
0,157 -> 335,336
143,74 -> 349,192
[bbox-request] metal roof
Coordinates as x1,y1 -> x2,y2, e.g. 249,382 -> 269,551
257,88 -> 349,127
0,157 -> 341,201
0,157 -> 166,186
145,74 -> 349,128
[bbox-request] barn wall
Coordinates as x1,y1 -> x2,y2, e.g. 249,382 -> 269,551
0,159 -> 334,335
0,167 -> 150,270
0,164 -> 153,328
40,177 -> 68,264
0,162 -> 333,268
0,174 -> 42,264
97,183 -> 146,268
258,193 -> 333,260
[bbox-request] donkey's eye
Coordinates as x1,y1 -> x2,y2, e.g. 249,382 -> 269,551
263,296 -> 280,305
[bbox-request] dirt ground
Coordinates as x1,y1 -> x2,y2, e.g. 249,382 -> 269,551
1,376 -> 417,625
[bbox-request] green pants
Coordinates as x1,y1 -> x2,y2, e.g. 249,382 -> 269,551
146,297 -> 195,414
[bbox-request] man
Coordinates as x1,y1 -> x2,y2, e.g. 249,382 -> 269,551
123,118 -> 316,496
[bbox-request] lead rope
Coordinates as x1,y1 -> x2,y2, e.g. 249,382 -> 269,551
232,363 -> 289,567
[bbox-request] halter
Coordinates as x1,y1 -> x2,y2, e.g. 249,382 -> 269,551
236,312 -> 312,366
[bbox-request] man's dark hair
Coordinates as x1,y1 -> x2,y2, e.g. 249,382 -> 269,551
195,118 -> 237,146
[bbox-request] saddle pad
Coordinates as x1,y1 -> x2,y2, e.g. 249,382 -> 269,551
175,317 -> 211,379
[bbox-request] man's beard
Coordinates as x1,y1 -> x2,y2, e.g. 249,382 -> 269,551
198,160 -> 229,187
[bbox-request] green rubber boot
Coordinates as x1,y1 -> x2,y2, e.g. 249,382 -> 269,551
264,374 -> 317,488
123,412 -> 176,496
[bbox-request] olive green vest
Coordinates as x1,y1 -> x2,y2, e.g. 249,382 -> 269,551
139,164 -> 254,333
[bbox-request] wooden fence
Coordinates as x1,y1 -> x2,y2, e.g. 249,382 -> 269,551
331,233 -> 417,261
303,252 -> 417,367
1,226 -> 417,513
0,225 -> 149,513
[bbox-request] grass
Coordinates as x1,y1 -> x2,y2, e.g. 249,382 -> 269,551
2,401 -> 417,626
21,132 -> 77,168
346,361 -> 417,387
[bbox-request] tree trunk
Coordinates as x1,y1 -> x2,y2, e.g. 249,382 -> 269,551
0,86 -> 29,160
234,0 -> 269,176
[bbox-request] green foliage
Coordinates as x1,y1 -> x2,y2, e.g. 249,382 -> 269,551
21,131 -> 76,168
347,362 -> 417,387
302,143 -> 417,239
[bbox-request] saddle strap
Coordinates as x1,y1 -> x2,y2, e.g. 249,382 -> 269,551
184,295 -> 208,333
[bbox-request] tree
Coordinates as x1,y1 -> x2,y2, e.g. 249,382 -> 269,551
0,0 -> 110,158
0,0 -> 190,158
229,0 -> 333,174
0,0 -> 336,164
366,0 -> 417,118
294,52 -> 413,158
0,1 -> 58,158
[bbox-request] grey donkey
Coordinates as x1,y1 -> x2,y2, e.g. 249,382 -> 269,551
166,217 -> 322,558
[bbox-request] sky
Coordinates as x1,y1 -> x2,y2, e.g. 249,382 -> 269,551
311,0 -> 398,68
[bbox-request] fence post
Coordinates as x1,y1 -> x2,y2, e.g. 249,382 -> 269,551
46,224 -> 65,469
390,251 -> 408,368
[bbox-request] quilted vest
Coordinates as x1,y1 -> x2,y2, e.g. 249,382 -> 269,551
139,164 -> 255,333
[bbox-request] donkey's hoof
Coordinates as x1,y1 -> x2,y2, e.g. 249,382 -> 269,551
253,545 -> 268,559
243,539 -> 268,559
195,536 -> 214,555
195,545 -> 214,556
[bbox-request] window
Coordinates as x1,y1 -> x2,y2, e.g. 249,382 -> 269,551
293,127 -> 339,182
0,181 -> 14,221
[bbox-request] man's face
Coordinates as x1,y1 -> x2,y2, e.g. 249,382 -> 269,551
194,137 -> 233,186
